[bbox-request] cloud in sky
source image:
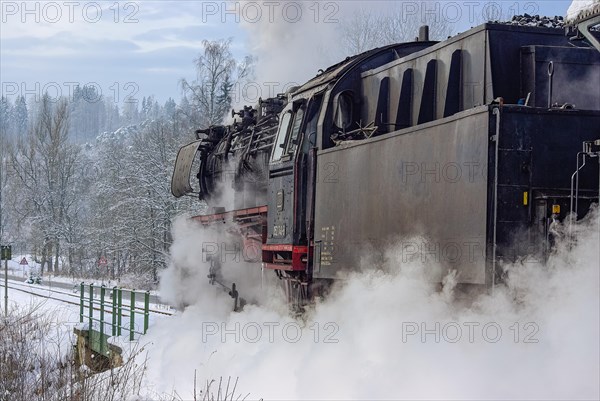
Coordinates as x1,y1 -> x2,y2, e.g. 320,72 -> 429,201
1,1 -> 573,104
0,1 -> 247,104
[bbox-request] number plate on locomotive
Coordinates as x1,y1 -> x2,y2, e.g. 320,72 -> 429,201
273,224 -> 286,238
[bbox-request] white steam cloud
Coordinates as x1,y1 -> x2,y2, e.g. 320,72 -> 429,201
148,206 -> 599,400
160,216 -> 278,311
239,1 -> 421,88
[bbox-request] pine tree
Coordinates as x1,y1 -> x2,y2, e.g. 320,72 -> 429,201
122,100 -> 139,125
14,96 -> 28,138
141,97 -> 147,120
216,74 -> 233,120
0,96 -> 13,138
164,98 -> 176,120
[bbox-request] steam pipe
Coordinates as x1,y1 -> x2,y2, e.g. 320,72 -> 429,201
569,152 -> 585,240
575,154 -> 584,215
491,107 -> 501,291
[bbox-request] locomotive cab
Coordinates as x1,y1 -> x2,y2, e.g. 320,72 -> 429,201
263,40 -> 438,301
262,96 -> 319,286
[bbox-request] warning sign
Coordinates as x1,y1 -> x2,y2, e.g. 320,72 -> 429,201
19,257 -> 28,265
98,256 -> 107,266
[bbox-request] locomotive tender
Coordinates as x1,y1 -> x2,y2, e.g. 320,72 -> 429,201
172,18 -> 600,306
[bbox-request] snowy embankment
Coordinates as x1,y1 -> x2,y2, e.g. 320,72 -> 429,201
0,286 -> 80,399
2,272 -> 173,399
0,288 -> 151,399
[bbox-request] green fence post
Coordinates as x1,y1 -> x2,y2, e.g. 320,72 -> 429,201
144,291 -> 150,334
79,282 -> 84,323
129,290 -> 136,341
88,283 -> 93,330
100,285 -> 105,355
112,286 -> 117,336
117,288 -> 122,336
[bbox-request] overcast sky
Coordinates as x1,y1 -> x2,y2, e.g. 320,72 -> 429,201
1,1 -> 572,106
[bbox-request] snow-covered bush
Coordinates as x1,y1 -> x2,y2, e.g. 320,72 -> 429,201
0,305 -> 151,400
0,304 -> 74,400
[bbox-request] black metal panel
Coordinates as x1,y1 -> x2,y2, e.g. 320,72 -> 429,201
490,107 -> 600,268
443,50 -> 463,117
418,59 -> 437,124
314,105 -> 600,285
266,166 -> 295,244
497,148 -> 532,187
520,45 -> 600,108
499,108 -> 600,191
487,24 -> 571,104
361,26 -> 488,129
374,77 -> 390,134
496,185 -> 530,222
314,107 -> 491,284
395,69 -> 413,129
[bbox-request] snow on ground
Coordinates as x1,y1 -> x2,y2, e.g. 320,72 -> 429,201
137,211 -> 600,400
2,284 -> 161,400
5,280 -> 79,319
6,278 -> 80,304
2,283 -> 81,369
2,275 -> 171,362
3,255 -> 156,293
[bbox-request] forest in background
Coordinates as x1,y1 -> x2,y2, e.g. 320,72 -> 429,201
0,9 -> 455,288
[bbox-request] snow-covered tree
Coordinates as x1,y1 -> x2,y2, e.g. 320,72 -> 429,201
69,84 -> 110,143
122,99 -> 140,125
337,6 -> 456,55
180,38 -> 253,127
13,96 -> 28,138
164,98 -> 177,120
0,38 -> 256,284
0,97 -> 13,139
10,95 -> 81,273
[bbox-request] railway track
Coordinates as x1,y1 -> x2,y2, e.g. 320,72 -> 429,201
2,279 -> 174,316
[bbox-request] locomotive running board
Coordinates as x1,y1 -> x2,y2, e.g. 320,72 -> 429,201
171,140 -> 201,198
192,206 -> 268,266
192,206 -> 268,225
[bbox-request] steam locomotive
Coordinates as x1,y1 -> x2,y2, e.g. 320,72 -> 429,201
172,14 -> 600,308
